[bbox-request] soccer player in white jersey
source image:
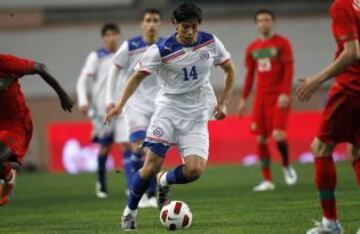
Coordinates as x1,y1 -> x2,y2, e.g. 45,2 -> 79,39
106,3 -> 236,230
76,23 -> 131,199
106,9 -> 163,208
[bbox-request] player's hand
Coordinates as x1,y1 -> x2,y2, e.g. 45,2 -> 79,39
296,76 -> 322,102
213,102 -> 227,120
79,105 -> 89,115
59,93 -> 75,112
237,97 -> 247,117
104,105 -> 123,125
106,103 -> 115,114
277,94 -> 290,109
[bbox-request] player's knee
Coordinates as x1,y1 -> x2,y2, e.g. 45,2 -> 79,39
257,135 -> 267,144
273,130 -> 286,142
311,138 -> 334,157
183,159 -> 206,182
184,165 -> 203,182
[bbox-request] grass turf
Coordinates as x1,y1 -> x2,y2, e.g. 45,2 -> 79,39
0,162 -> 359,234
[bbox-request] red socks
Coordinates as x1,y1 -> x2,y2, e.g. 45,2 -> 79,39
314,157 -> 337,220
352,158 -> 360,186
258,143 -> 272,181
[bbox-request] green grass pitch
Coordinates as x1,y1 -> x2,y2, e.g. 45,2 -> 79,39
1,162 -> 359,233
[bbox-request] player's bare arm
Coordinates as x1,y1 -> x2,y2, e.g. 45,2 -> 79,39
297,39 -> 360,101
214,59 -> 236,120
34,63 -> 75,112
105,70 -> 147,124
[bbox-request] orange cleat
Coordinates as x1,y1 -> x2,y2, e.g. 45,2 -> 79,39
0,169 -> 16,207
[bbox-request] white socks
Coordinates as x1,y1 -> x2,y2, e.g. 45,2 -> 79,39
159,172 -> 169,187
123,206 -> 137,217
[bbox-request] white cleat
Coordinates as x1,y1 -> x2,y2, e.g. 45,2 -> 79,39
147,196 -> 158,208
95,183 -> 108,199
253,181 -> 275,192
138,194 -> 158,208
306,217 -> 344,234
283,165 -> 298,186
357,227 -> 360,234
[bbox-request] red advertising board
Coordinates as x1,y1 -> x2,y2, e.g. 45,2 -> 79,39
47,112 -> 347,173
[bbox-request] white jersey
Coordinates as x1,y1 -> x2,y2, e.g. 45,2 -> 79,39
135,32 -> 230,120
112,36 -> 163,115
77,48 -> 115,116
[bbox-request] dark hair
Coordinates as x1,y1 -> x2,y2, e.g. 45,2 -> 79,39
173,2 -> 202,24
142,8 -> 162,20
254,9 -> 276,21
101,23 -> 120,36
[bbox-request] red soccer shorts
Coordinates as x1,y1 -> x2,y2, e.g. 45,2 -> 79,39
251,93 -> 290,136
317,83 -> 360,146
0,118 -> 33,164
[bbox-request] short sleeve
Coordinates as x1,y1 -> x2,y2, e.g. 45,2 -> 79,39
213,35 -> 231,66
81,52 -> 99,77
280,38 -> 294,63
134,45 -> 162,75
332,6 -> 358,42
0,54 -> 35,77
112,41 -> 129,69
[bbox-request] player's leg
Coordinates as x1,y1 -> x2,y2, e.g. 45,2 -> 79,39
251,95 -> 274,191
0,142 -> 17,206
272,98 -> 297,185
92,115 -> 116,198
157,120 -> 209,208
348,144 -> 360,185
306,90 -> 351,233
122,149 -> 165,230
127,113 -> 157,208
121,114 -> 174,230
252,134 -> 275,192
306,137 -> 343,233
273,130 -> 297,186
96,142 -> 112,198
114,116 -> 132,195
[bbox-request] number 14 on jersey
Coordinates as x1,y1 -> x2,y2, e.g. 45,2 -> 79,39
182,66 -> 198,81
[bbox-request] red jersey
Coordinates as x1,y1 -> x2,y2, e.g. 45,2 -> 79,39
330,0 -> 360,94
0,54 -> 36,121
242,34 -> 294,98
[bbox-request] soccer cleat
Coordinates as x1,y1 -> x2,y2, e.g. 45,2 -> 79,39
121,213 -> 137,231
147,196 -> 158,208
283,165 -> 298,186
157,171 -> 171,210
253,180 -> 275,192
138,194 -> 158,208
306,217 -> 344,234
0,169 -> 16,206
95,182 -> 108,199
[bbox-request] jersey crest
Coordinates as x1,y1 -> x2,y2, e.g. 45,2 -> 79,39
251,47 -> 279,60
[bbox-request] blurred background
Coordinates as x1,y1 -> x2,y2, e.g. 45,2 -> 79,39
0,0 -> 335,171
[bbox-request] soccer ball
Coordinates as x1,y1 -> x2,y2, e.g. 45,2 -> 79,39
159,201 -> 192,230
